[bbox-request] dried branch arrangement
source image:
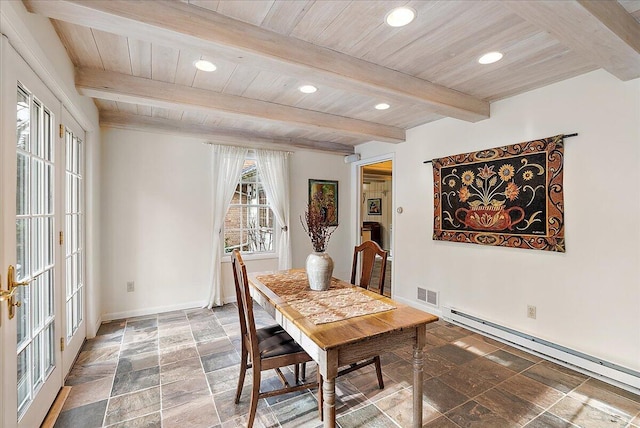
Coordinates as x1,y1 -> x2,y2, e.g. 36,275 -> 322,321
301,191 -> 339,252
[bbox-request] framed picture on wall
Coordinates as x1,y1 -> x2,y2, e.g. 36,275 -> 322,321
308,179 -> 339,226
367,198 -> 382,215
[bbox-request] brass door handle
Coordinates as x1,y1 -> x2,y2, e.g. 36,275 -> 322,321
6,265 -> 30,319
0,286 -> 20,302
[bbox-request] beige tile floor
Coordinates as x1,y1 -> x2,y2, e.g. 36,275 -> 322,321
53,304 -> 640,427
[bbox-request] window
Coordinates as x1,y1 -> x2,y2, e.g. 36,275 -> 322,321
224,158 -> 274,254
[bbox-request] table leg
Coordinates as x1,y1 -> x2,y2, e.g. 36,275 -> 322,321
413,344 -> 424,428
322,377 -> 336,427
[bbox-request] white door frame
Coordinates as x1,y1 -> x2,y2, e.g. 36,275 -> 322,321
0,32 -> 8,428
350,152 -> 395,296
1,36 -> 64,428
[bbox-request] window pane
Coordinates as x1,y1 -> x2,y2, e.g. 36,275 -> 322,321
47,270 -> 54,318
257,183 -> 267,205
32,101 -> 41,158
66,298 -> 72,338
71,214 -> 80,251
17,153 -> 29,215
78,248 -> 84,286
66,254 -> 72,298
17,88 -> 30,151
16,218 -> 29,281
45,324 -> 55,374
44,110 -> 52,161
73,295 -> 77,332
73,136 -> 79,175
32,274 -> 42,331
46,164 -> 54,215
72,253 -> 78,294
259,207 -> 273,228
46,217 -> 54,266
17,347 -> 29,414
66,214 -> 72,257
32,332 -> 42,390
32,159 -> 43,215
32,217 -> 42,274
72,175 -> 77,213
240,183 -> 248,204
78,214 -> 83,251
240,230 -> 248,252
78,287 -> 84,325
16,283 -> 29,347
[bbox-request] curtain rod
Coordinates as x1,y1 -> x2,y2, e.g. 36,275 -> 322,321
201,142 -> 293,155
423,133 -> 578,164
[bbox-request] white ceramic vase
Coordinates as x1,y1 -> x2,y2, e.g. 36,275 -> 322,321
305,252 -> 334,291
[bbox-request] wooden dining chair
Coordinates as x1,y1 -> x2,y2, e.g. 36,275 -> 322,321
318,240 -> 388,419
232,250 -> 317,427
351,239 -> 389,296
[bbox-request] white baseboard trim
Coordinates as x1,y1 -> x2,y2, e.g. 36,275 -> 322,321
102,300 -> 207,322
441,306 -> 640,395
88,315 -> 102,339
223,295 -> 237,305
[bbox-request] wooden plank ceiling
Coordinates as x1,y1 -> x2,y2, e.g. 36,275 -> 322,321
23,0 -> 640,154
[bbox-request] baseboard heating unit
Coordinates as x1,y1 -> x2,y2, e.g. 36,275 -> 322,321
442,307 -> 640,394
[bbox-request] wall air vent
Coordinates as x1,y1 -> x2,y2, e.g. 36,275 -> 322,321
427,289 -> 439,306
417,287 -> 439,307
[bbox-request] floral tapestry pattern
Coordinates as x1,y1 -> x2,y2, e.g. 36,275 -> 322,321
433,135 -> 565,252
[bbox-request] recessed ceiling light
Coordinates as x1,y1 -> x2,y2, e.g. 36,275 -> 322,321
299,85 -> 318,94
375,103 -> 390,110
194,59 -> 217,72
478,51 -> 503,65
385,7 -> 416,27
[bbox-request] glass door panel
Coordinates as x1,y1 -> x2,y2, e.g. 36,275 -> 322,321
15,83 -> 57,419
64,128 -> 83,340
60,109 -> 86,376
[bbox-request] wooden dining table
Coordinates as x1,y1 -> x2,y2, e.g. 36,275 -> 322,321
247,269 -> 439,428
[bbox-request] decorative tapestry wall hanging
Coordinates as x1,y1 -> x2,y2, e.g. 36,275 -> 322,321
432,134 -> 565,252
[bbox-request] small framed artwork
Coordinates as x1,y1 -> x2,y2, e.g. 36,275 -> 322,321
308,179 -> 339,226
367,198 -> 382,215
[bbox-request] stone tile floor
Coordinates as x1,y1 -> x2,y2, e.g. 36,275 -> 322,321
54,305 -> 640,427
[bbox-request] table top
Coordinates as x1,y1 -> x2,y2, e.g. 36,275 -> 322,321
248,269 -> 439,351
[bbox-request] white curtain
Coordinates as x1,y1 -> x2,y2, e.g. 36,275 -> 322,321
206,144 -> 248,308
255,149 -> 292,270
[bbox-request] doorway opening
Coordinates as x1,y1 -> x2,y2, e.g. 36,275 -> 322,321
359,160 -> 392,297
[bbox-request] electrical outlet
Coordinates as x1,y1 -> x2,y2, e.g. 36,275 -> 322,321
127,281 -> 135,292
527,305 -> 536,319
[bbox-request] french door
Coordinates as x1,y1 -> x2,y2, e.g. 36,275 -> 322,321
1,37 -> 86,427
61,109 -> 86,376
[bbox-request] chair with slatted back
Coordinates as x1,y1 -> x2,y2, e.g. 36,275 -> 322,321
318,240 -> 388,419
232,249 -> 317,427
351,240 -> 388,296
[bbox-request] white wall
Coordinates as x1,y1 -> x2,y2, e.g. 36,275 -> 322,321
357,70 -> 640,372
100,128 -> 352,318
290,150 -> 352,280
100,129 -> 213,318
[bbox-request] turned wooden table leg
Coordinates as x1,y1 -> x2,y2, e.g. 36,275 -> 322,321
413,325 -> 426,428
322,377 -> 336,427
